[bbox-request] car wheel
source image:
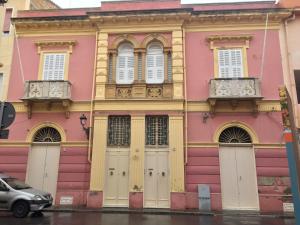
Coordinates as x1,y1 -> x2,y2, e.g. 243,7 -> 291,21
12,200 -> 30,218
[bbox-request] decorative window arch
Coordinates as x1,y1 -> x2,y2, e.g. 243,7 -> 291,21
214,121 -> 258,144
116,42 -> 134,84
33,127 -> 62,142
219,126 -> 252,143
146,42 -> 164,84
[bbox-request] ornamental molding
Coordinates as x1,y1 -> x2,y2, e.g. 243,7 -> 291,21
35,40 -> 77,53
206,35 -> 253,43
207,34 -> 253,49
35,40 -> 77,47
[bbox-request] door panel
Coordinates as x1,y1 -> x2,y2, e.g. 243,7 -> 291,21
144,152 -> 157,208
144,150 -> 170,208
219,147 -> 239,210
104,150 -> 129,207
235,147 -> 259,210
104,151 -> 119,206
157,152 -> 170,208
43,145 -> 61,201
26,145 -> 47,190
117,152 -> 129,206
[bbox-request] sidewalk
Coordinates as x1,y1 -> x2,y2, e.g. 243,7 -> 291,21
45,206 -> 295,218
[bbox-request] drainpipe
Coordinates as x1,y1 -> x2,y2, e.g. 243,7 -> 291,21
87,30 -> 99,163
182,26 -> 188,165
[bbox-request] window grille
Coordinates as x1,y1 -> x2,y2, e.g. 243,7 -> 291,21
218,48 -> 244,78
108,116 -> 131,146
33,127 -> 61,142
146,116 -> 168,146
219,127 -> 251,143
43,53 -> 66,80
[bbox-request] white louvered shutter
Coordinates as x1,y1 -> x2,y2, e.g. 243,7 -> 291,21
43,53 -> 65,80
146,43 -> 164,84
218,49 -> 243,78
116,43 -> 134,84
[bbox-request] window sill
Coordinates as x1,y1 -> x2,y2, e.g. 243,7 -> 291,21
105,82 -> 173,99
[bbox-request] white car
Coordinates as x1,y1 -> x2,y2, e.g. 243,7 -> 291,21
0,173 -> 53,218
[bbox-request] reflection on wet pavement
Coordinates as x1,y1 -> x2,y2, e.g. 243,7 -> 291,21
0,211 -> 295,225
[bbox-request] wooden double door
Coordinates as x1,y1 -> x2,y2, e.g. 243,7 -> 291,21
219,146 -> 259,210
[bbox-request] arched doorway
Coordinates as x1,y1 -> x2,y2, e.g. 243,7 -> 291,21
26,127 -> 61,202
218,126 -> 259,210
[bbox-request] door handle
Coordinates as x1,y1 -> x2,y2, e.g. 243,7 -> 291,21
110,171 -> 113,176
239,176 -> 242,181
149,171 -> 152,176
122,171 -> 126,176
162,172 -> 165,177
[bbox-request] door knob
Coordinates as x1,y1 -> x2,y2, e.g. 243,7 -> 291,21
162,172 -> 165,177
122,171 -> 126,176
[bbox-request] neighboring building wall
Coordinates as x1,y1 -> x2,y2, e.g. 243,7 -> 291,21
280,12 -> 300,128
0,0 -> 29,101
30,0 -> 59,10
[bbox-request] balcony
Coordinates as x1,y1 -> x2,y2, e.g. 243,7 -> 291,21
208,78 -> 263,115
21,80 -> 72,118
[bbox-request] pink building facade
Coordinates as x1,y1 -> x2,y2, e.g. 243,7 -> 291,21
0,0 -> 293,213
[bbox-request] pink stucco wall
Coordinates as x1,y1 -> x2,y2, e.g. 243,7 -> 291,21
185,30 -> 284,101
7,112 -> 90,142
187,112 -> 283,144
8,35 -> 96,102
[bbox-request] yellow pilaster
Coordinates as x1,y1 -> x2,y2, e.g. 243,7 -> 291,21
169,115 -> 184,192
95,32 -> 108,99
129,116 -> 145,192
90,116 -> 108,191
172,30 -> 184,99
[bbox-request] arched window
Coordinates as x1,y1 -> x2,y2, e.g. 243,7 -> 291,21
146,42 -> 164,84
219,127 -> 252,143
116,43 -> 134,84
33,127 -> 61,142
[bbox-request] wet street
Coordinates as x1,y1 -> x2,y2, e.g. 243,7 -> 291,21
0,211 -> 295,225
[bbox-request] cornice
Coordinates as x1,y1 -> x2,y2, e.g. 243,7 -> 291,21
12,10 -> 291,34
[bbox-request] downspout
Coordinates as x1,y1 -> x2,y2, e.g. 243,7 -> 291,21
88,30 -> 99,163
182,26 -> 188,165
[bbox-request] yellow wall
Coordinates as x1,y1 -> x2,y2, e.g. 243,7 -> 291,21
129,116 -> 145,192
90,116 -> 107,191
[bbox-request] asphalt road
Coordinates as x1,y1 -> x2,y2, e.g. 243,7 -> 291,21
0,211 -> 295,225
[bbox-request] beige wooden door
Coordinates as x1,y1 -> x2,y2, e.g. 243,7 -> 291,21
219,146 -> 259,210
144,150 -> 170,208
104,150 -> 129,207
26,145 -> 60,201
